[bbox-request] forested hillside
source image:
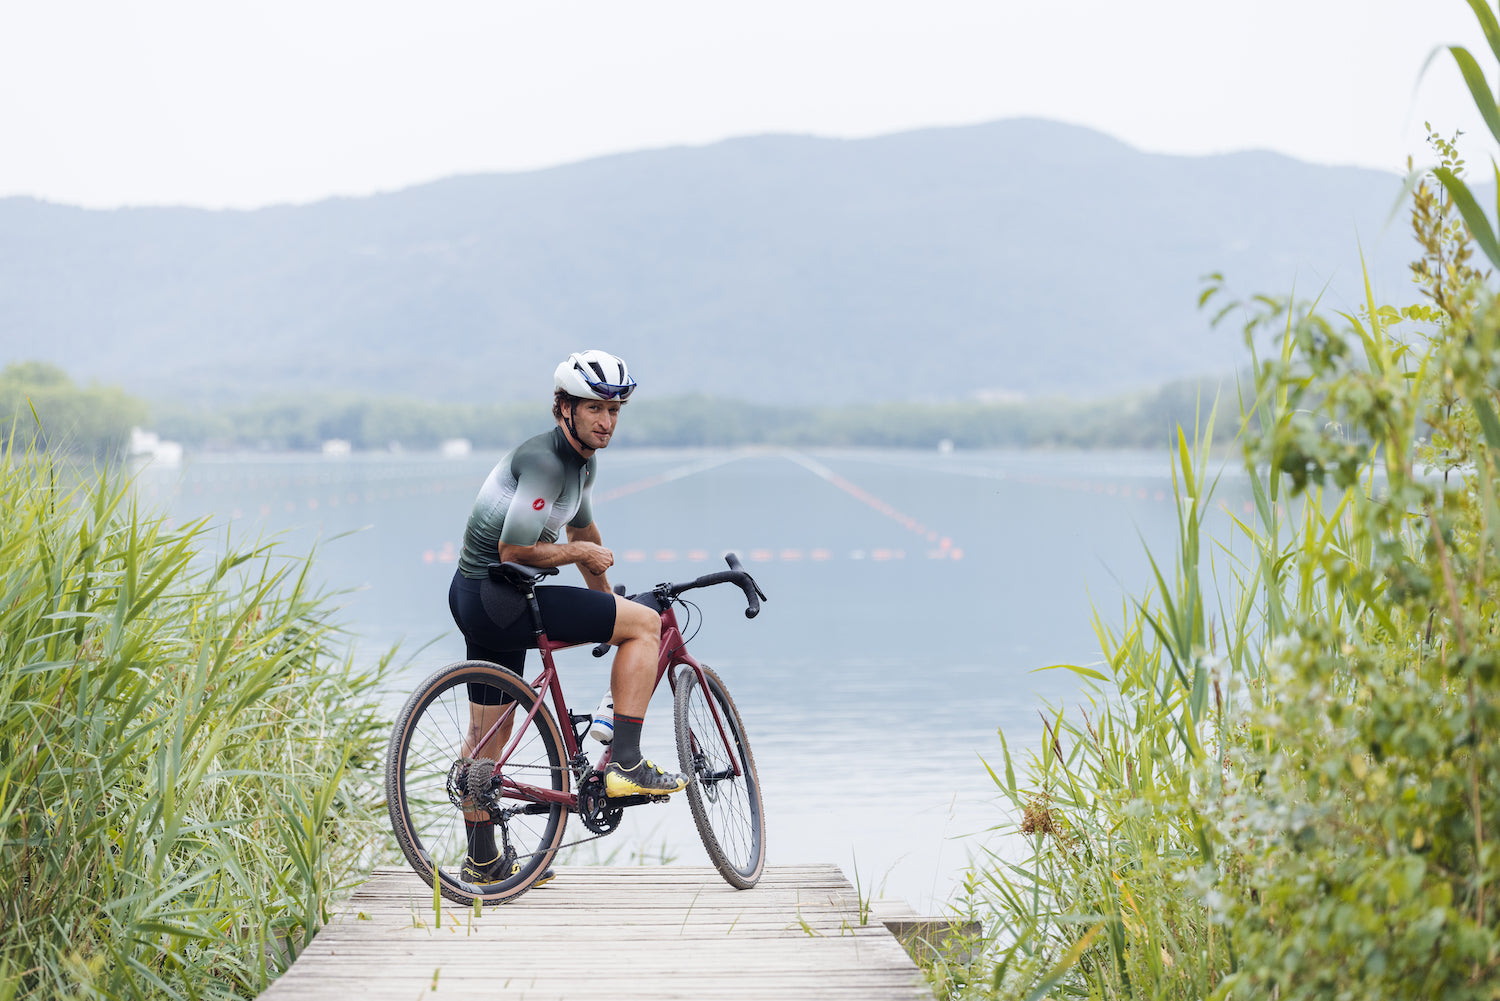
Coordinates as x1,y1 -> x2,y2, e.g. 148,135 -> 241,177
0,118 -> 1415,407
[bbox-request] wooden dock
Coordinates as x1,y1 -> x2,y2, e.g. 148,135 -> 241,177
258,864 -> 938,1000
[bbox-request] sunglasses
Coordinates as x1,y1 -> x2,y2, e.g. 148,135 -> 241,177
584,374 -> 637,400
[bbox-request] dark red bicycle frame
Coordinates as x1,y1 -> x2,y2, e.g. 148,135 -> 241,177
474,601 -> 741,809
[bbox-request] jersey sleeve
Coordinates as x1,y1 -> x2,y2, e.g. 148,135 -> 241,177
568,490 -> 594,529
498,450 -> 567,546
567,457 -> 597,529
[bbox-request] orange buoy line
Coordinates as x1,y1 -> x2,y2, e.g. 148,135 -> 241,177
419,544 -> 951,565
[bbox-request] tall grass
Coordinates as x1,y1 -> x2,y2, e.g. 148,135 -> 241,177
941,5 -> 1500,995
0,448 -> 392,999
951,279 -> 1490,1000
953,406 -> 1249,1000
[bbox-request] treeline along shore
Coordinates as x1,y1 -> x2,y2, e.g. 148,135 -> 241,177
3,360 -> 1239,457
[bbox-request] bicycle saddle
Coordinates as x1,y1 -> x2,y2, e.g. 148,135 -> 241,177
487,562 -> 560,588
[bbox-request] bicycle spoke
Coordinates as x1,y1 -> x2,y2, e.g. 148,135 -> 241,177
675,664 -> 765,888
387,662 -> 571,905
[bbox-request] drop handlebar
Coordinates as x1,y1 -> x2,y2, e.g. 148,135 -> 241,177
589,552 -> 767,657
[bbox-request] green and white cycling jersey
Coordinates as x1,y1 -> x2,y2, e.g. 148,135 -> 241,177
456,426 -> 598,579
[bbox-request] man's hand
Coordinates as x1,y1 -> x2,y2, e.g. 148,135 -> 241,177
571,541 -> 614,577
566,522 -> 614,592
499,523 -> 615,592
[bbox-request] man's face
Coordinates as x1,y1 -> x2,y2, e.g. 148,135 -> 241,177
573,399 -> 622,450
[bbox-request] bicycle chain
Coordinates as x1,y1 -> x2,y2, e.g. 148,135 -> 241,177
506,827 -> 614,864
489,798 -> 616,864
500,784 -> 675,864
450,753 -> 650,865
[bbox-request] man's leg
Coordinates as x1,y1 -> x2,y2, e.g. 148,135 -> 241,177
460,650 -> 525,821
457,652 -> 523,881
462,701 -> 514,812
462,688 -> 560,886
602,595 -> 688,796
525,586 -> 686,796
605,595 -> 659,732
449,570 -> 550,886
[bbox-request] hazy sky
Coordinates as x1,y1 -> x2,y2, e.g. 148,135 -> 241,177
1,0 -> 1491,209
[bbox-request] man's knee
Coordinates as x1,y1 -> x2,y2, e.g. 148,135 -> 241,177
613,597 -> 660,645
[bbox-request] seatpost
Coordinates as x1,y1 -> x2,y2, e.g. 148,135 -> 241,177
523,585 -> 546,639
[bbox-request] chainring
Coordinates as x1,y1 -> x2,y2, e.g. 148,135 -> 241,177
577,772 -> 623,835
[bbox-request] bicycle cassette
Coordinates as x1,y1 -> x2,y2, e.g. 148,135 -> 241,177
446,757 -> 499,811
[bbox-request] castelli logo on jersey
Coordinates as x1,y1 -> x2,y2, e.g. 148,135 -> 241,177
532,498 -> 545,511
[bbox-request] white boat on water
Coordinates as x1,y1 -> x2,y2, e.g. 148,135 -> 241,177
128,427 -> 183,466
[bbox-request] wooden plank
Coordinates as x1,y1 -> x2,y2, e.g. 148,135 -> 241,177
258,865 -> 934,1000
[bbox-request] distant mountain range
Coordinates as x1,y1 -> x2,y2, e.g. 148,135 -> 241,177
0,118 -> 1421,407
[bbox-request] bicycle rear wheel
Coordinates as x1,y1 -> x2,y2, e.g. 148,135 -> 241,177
386,660 -> 569,905
673,663 -> 765,888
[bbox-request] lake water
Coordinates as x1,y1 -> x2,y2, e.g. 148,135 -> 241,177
133,445 -> 1250,913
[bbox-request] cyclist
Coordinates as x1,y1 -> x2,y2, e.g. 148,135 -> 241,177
447,349 -> 688,885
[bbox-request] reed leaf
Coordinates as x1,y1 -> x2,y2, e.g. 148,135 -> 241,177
961,131 -> 1500,1001
1434,165 -> 1500,268
0,448 -> 394,999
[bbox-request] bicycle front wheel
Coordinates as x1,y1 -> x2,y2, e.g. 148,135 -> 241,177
386,660 -> 569,905
673,663 -> 765,888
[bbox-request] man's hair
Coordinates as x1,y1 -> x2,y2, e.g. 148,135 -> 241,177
553,389 -> 627,420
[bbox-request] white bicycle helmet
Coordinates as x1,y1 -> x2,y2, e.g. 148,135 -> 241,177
553,350 -> 637,401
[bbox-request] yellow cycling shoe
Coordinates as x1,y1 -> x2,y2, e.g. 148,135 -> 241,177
461,854 -> 556,888
460,852 -> 517,886
604,758 -> 688,797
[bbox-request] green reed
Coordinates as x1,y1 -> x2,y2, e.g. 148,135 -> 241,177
0,449 -> 392,999
951,401 -> 1248,1001
953,291 -> 1458,999
946,5 -> 1500,996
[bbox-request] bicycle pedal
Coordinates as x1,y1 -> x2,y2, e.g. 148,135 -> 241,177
602,793 -> 669,808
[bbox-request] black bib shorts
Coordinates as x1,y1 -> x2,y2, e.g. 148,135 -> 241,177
448,569 -> 618,704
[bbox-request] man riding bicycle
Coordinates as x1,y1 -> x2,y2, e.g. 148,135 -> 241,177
447,350 -> 687,884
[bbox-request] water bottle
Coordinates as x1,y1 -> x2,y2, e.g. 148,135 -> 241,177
587,693 -> 614,744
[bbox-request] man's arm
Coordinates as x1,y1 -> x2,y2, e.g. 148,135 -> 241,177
566,522 -> 612,592
496,448 -> 613,585
498,525 -> 614,591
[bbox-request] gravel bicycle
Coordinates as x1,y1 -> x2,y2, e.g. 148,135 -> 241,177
386,553 -> 768,904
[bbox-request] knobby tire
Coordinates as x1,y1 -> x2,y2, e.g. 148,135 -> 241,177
673,663 -> 766,888
386,660 -> 569,905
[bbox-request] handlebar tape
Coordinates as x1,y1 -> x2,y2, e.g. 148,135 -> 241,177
723,552 -> 766,618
